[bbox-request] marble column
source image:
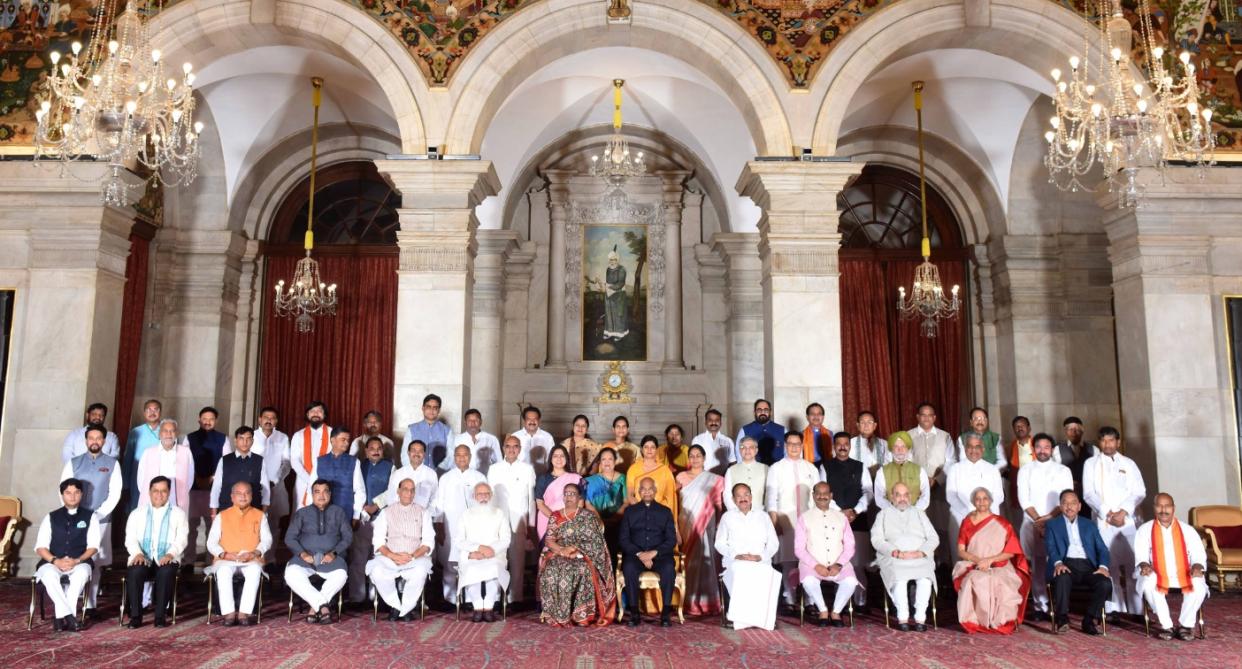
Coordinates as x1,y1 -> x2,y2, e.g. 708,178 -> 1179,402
713,233 -> 765,431
375,159 -> 499,438
472,230 -> 519,435
657,170 -> 689,369
736,161 -> 862,430
0,163 -> 135,573
1103,167 -> 1242,509
544,170 -> 573,368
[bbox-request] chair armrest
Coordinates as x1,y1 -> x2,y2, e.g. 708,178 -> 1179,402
1202,529 -> 1224,565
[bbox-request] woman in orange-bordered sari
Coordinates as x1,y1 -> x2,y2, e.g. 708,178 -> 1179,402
538,483 -> 616,626
953,486 -> 1030,634
676,444 -> 725,616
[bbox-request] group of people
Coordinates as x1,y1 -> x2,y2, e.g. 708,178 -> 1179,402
35,397 -> 1208,641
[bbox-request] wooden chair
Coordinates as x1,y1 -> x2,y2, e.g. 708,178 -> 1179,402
118,567 -> 181,626
716,573 -> 730,627
27,572 -> 90,630
881,580 -> 938,629
1189,505 -> 1242,593
205,569 -> 265,625
614,548 -> 685,624
1142,588 -> 1206,639
287,573 -> 345,622
1045,583 -> 1106,636
0,497 -> 20,579
798,580 -> 855,628
370,571 -> 430,622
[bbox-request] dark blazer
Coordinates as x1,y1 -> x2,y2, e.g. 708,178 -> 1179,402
618,501 -> 677,559
1044,514 -> 1110,581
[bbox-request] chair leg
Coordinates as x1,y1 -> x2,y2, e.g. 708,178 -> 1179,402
337,589 -> 344,622
206,575 -> 214,625
931,585 -> 938,630
1047,584 -> 1057,634
256,577 -> 264,623
798,587 -> 805,627
172,571 -> 180,626
287,590 -> 295,623
847,599 -> 854,628
455,587 -> 461,621
118,576 -> 127,627
370,577 -> 378,623
882,589 -> 890,629
27,578 -> 37,630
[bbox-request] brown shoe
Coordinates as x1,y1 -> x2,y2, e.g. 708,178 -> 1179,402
222,613 -> 238,627
471,610 -> 483,623
241,615 -> 256,626
484,610 -> 497,623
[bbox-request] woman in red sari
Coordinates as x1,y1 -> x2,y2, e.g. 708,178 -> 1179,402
538,483 -> 617,626
953,486 -> 1030,634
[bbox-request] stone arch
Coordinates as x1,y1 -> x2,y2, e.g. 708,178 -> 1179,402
807,0 -> 1093,154
442,0 -> 793,156
147,0 -> 433,154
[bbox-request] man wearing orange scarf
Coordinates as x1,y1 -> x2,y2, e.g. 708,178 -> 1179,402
290,401 -> 335,510
1133,493 -> 1207,640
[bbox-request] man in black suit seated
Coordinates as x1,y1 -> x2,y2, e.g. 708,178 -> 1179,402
618,477 -> 678,627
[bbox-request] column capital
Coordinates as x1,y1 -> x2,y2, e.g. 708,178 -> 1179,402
373,159 -> 500,216
735,160 -> 862,220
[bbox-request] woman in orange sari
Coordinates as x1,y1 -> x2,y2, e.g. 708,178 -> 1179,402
625,435 -> 679,524
538,483 -> 617,626
953,486 -> 1030,634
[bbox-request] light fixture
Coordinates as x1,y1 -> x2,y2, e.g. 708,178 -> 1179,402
34,1 -> 201,207
1044,0 -> 1214,208
897,81 -> 960,339
590,79 -> 646,187
274,77 -> 337,333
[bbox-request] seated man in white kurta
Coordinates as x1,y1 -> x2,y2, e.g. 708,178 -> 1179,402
368,478 -> 435,621
453,482 -> 511,622
434,444 -> 488,601
945,432 -> 1004,560
794,482 -> 859,627
1134,493 -> 1208,641
871,482 -> 939,632
713,483 -> 781,630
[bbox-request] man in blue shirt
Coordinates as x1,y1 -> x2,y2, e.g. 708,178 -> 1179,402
402,394 -> 454,470
735,399 -> 786,466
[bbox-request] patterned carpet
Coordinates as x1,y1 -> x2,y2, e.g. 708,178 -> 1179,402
1,578 -> 1239,668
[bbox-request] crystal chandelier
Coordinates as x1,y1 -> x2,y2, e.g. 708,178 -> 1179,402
1044,0 -> 1215,208
34,0 -> 201,207
897,81 -> 960,339
274,77 -> 337,333
590,79 -> 645,187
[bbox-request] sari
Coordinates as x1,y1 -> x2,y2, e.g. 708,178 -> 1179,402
536,472 -> 583,539
626,461 -> 679,526
562,437 -> 600,475
659,444 -> 689,472
676,470 -> 725,615
584,473 -> 626,557
952,512 -> 1030,634
538,508 -> 617,626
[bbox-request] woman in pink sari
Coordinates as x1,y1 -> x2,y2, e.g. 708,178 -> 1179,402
675,444 -> 725,616
953,486 -> 1030,634
536,445 -> 583,539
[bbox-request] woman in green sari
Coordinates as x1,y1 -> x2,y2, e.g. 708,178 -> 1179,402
538,483 -> 617,626
583,448 -> 627,556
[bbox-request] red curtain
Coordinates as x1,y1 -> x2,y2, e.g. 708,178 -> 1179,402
113,233 -> 150,438
840,257 -> 967,438
259,254 -> 397,435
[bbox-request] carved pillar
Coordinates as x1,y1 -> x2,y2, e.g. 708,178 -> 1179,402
375,159 -> 499,441
472,230 -> 519,435
658,170 -> 689,368
713,233 -> 765,431
544,170 -> 573,367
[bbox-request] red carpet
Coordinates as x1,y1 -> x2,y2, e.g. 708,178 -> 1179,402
1,579 -> 1239,668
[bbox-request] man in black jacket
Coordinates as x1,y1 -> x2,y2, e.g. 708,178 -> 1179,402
618,477 -> 678,626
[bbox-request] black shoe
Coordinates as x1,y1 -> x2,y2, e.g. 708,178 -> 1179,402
471,611 -> 483,623
154,619 -> 170,628
1056,620 -> 1071,634
484,611 -> 497,623
829,618 -> 846,628
241,615 -> 256,626
62,615 -> 80,632
1105,612 -> 1121,625
1028,610 -> 1050,622
1176,627 -> 1195,641
1082,622 -> 1103,636
388,608 -> 400,622
127,617 -> 143,629
84,607 -> 99,621
914,623 -> 928,632
626,611 -> 641,627
52,617 -> 62,632
896,622 -> 910,632
660,615 -> 672,627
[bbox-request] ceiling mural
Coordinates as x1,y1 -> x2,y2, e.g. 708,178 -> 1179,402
0,0 -> 1237,152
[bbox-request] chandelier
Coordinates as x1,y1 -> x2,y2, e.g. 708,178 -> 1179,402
1044,0 -> 1214,208
897,81 -> 960,339
590,79 -> 646,187
274,77 -> 337,333
34,0 -> 201,207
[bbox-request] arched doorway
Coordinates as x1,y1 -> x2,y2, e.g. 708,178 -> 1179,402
838,164 -> 970,438
258,161 -> 400,436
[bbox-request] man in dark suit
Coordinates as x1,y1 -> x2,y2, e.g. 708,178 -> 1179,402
1045,488 -> 1112,635
618,477 -> 678,627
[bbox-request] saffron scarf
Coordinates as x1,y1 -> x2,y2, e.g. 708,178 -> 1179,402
301,426 -> 330,505
1152,521 -> 1194,594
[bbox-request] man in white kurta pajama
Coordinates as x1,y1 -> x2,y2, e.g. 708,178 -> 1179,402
368,478 -> 435,620
945,432 -> 1005,561
714,482 -> 781,630
1083,427 -> 1146,615
433,445 -> 487,600
1134,493 -> 1208,640
487,435 -> 536,604
453,483 -> 511,622
765,432 -> 820,607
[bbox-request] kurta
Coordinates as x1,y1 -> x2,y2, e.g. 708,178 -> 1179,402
454,431 -> 501,475
874,462 -> 930,511
285,503 -> 353,573
794,506 -> 856,583
764,458 -> 819,563
723,460 -> 768,513
849,436 -> 889,471
691,430 -> 734,474
452,505 -> 512,593
871,505 -> 939,586
513,428 -> 556,475
946,458 -> 1005,522
713,508 -> 782,630
125,503 -> 189,563
947,431 -> 1004,471
137,445 -> 195,513
290,425 -> 331,509
385,464 -> 439,509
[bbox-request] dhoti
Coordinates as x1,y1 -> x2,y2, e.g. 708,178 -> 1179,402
721,560 -> 781,630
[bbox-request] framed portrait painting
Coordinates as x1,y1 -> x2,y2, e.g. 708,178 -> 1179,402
582,224 -> 647,361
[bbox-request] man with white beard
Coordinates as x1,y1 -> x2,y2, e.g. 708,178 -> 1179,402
433,445 -> 487,601
453,482 -> 511,622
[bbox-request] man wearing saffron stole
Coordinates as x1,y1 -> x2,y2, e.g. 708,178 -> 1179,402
538,483 -> 616,626
675,444 -> 725,615
953,487 -> 1029,634
290,401 -> 334,510
1134,493 -> 1208,641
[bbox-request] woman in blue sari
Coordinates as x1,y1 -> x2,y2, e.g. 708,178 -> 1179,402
583,448 -> 627,556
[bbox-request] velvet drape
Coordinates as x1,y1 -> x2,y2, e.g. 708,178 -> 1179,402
112,233 -> 150,438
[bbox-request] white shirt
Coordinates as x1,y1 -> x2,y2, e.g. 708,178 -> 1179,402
351,433 -> 394,459
1133,519 -> 1208,586
724,460 -> 769,512
511,428 -> 555,475
207,453 -> 272,509
487,459 -> 537,532
714,508 -> 779,571
386,464 -> 439,509
124,503 -> 189,562
691,430 -> 735,473
1017,459 -> 1073,518
849,436 -> 889,469
454,431 -> 501,475
59,457 -> 122,520
250,429 -> 291,486
1082,452 -> 1146,520
61,426 -> 120,463
873,461 -> 931,511
764,458 -> 819,516
207,509 -> 273,556
434,467 -> 488,524
36,507 -> 101,554
1063,517 -> 1087,561
945,457 -> 1004,519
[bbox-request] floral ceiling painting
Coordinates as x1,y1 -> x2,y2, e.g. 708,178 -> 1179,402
0,0 -> 1238,152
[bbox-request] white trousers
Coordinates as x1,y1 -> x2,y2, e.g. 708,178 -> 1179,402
371,560 -> 430,616
36,563 -> 90,618
285,564 -> 347,610
1098,519 -> 1141,613
888,577 -> 933,623
1139,575 -> 1207,630
348,521 -> 375,601
1020,519 -> 1049,612
467,578 -> 499,609
214,562 -> 263,615
800,575 -> 859,614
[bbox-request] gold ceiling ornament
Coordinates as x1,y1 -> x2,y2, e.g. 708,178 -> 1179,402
34,0 -> 202,207
896,81 -> 960,339
589,79 -> 646,188
273,77 -> 338,334
1044,0 -> 1215,208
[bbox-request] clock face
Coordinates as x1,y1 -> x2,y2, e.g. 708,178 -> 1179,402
608,374 -> 622,387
